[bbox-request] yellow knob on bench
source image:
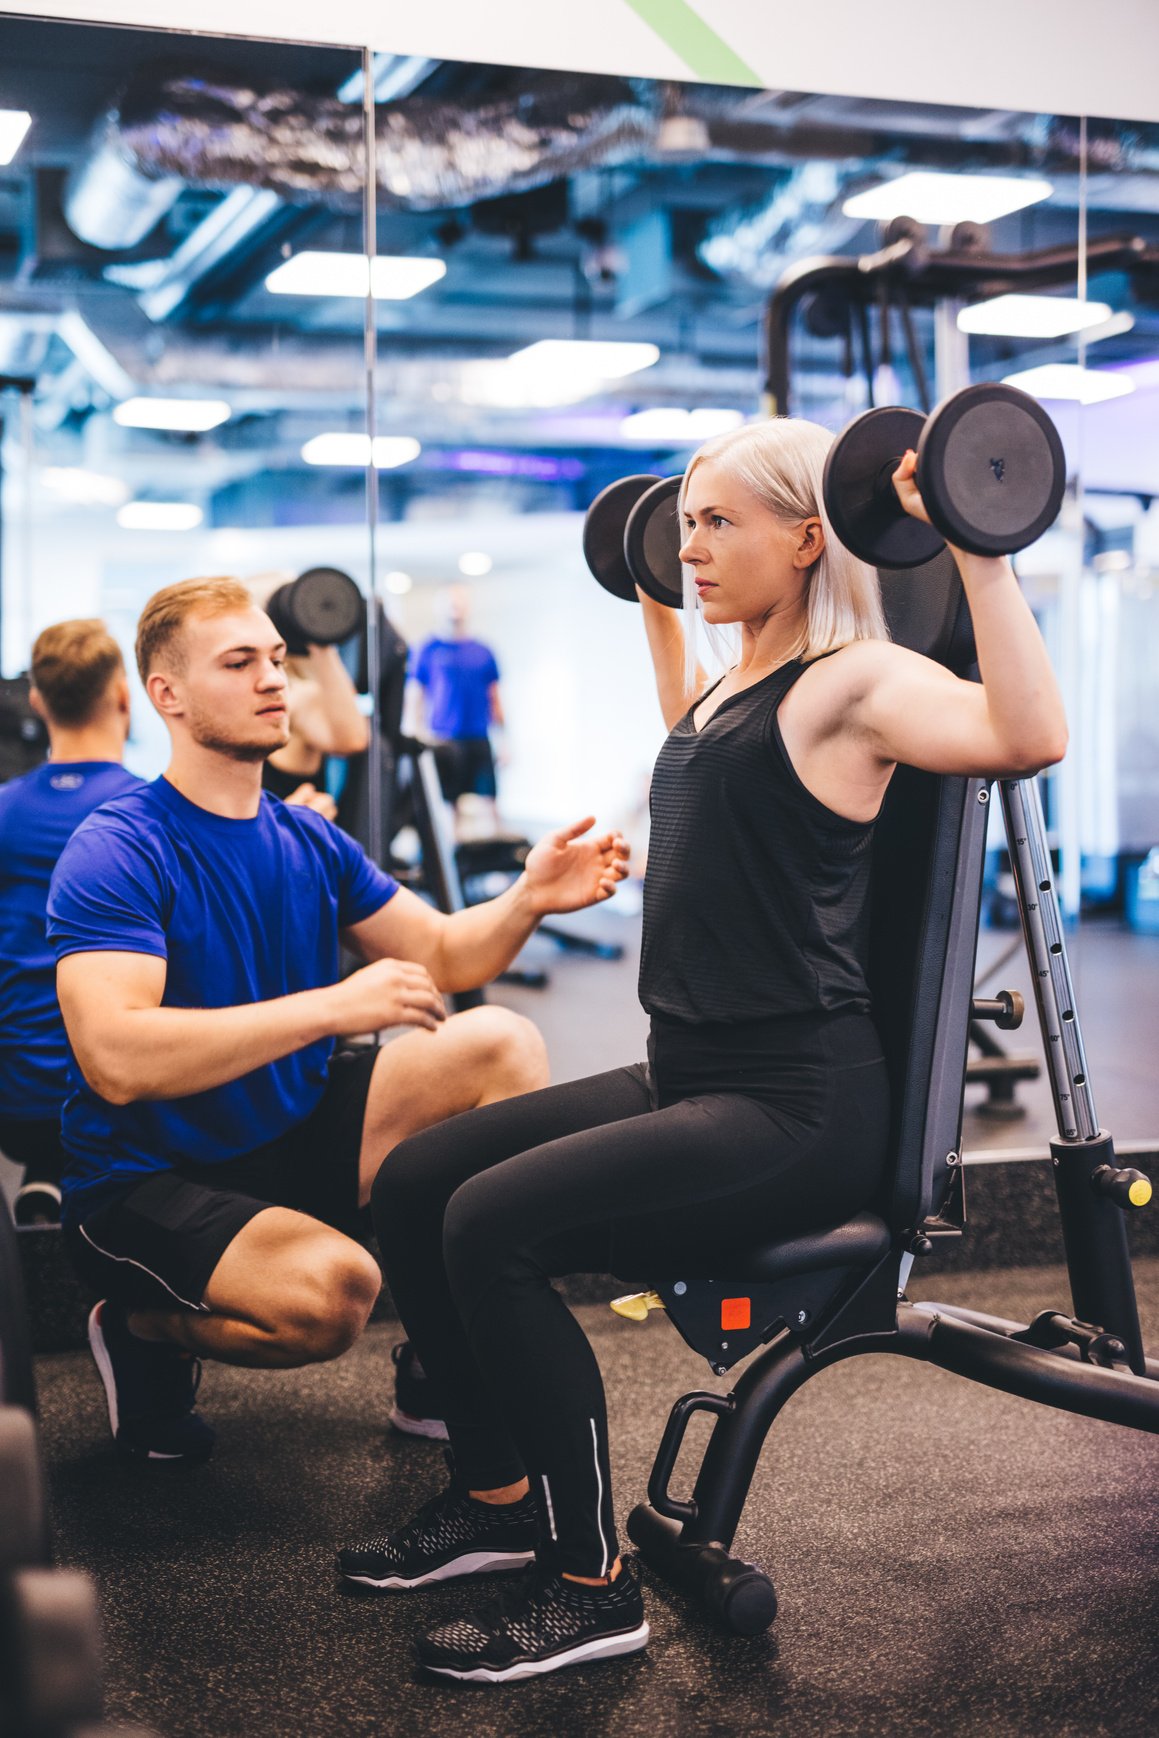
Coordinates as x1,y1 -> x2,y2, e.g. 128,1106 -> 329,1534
610,1290 -> 666,1322
1129,1176 -> 1152,1208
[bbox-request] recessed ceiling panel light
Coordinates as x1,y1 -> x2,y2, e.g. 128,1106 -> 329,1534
458,361 -> 599,409
458,552 -> 493,577
621,407 -> 744,442
958,295 -> 1114,338
1001,363 -> 1134,405
40,467 -> 129,507
843,171 -> 1052,225
0,111 -> 31,167
266,252 -> 446,300
384,570 -> 414,594
117,502 -> 204,531
114,397 -> 231,432
507,340 -> 660,380
301,433 -> 421,468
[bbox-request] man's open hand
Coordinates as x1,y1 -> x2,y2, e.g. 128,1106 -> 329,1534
523,817 -> 630,915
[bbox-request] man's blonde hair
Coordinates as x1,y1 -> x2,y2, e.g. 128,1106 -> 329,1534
31,619 -> 124,727
135,577 -> 255,683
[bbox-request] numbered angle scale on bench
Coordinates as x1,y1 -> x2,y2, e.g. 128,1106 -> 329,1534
583,382 -> 1068,600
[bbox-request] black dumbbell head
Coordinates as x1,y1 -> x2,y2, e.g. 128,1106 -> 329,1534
582,475 -> 660,602
916,383 -> 1066,559
267,567 -> 364,654
625,475 -> 685,609
823,406 -> 945,570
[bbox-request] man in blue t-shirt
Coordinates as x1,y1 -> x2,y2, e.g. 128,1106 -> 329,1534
411,586 -> 505,830
0,620 -> 138,1225
48,576 -> 628,1464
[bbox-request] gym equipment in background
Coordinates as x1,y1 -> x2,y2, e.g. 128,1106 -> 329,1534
0,676 -> 48,784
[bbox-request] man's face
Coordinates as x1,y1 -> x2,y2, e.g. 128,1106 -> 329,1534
160,608 -> 289,761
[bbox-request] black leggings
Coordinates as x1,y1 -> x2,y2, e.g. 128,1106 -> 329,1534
372,1014 -> 889,1578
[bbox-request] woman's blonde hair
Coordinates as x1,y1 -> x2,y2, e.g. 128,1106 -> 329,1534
677,416 -> 888,689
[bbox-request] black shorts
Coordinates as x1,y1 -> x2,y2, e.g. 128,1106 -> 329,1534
433,737 -> 497,802
64,1047 -> 378,1315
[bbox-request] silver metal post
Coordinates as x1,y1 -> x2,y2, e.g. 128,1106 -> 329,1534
361,46 -> 383,866
999,776 -> 1098,1140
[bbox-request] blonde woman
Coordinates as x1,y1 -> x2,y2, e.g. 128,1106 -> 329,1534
247,574 -> 370,820
339,418 -> 1067,1683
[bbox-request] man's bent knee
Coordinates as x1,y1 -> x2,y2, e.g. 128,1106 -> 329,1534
282,1246 -> 381,1362
458,1006 -> 548,1099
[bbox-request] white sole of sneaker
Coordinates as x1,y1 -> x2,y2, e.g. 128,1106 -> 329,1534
87,1302 -> 121,1439
86,1303 -> 201,1463
388,1406 -> 450,1442
421,1621 -> 651,1682
342,1548 -> 536,1590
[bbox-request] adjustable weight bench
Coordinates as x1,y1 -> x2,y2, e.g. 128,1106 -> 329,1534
619,549 -> 1159,1636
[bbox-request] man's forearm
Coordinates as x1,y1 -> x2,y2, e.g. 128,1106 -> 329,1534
433,878 -> 541,993
89,988 -> 340,1104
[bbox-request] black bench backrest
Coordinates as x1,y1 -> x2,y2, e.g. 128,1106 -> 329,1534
868,551 -> 991,1235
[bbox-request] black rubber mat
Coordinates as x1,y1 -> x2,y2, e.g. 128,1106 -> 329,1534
34,1258 -> 1159,1738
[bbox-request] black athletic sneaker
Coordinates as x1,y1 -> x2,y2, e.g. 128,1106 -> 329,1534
414,1560 -> 649,1683
337,1465 -> 539,1590
88,1300 -> 215,1463
390,1341 -> 449,1442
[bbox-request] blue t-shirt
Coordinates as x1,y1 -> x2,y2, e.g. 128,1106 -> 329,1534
0,761 -> 141,1121
46,776 -> 399,1222
411,638 -> 499,740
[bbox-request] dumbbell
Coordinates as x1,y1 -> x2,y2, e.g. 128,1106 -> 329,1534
822,382 -> 1066,569
265,566 -> 365,656
582,474 -> 686,608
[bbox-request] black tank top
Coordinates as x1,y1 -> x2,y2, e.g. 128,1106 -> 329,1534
261,758 -> 326,802
639,659 -> 875,1025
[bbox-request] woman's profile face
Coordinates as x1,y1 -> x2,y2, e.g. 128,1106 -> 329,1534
678,458 -> 820,628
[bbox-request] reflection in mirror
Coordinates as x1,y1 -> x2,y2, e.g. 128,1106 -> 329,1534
0,18 -> 371,809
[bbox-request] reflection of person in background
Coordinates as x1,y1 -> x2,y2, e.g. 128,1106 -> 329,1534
410,585 -> 505,834
0,622 -> 138,1224
250,577 -> 370,822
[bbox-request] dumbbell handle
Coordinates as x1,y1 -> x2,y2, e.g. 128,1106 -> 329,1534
1091,1164 -> 1152,1211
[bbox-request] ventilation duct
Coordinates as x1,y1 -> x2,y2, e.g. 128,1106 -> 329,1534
64,68 -> 662,250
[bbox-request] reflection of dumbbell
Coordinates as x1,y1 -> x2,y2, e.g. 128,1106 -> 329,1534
265,567 -> 365,656
582,384 -> 1067,605
822,382 -> 1066,569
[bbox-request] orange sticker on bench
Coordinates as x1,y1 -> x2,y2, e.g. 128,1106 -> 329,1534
720,1297 -> 751,1331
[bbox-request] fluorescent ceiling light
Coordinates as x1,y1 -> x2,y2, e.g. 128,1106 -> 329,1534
958,295 -> 1114,338
621,407 -> 745,442
1001,363 -> 1134,405
384,570 -> 413,595
458,361 -> 599,409
0,111 -> 31,167
506,340 -> 660,380
458,552 -> 493,577
39,467 -> 129,508
117,502 -> 204,531
266,252 -> 446,300
843,171 -> 1052,225
301,433 -> 421,469
114,397 -> 231,432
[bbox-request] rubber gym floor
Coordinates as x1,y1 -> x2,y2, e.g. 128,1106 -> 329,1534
21,907 -> 1159,1737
